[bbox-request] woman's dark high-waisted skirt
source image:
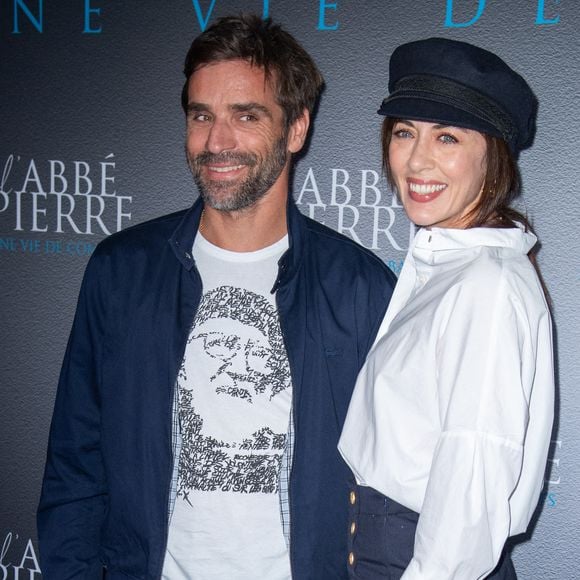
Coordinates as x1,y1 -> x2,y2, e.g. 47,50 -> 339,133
347,484 -> 517,579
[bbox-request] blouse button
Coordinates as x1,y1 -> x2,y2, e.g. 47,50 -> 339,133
348,552 -> 355,566
349,490 -> 356,505
350,521 -> 356,535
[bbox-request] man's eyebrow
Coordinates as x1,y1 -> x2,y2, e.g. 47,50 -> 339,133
186,101 -> 274,119
186,102 -> 209,114
231,102 -> 273,119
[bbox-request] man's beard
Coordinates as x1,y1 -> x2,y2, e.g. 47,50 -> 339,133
187,134 -> 288,212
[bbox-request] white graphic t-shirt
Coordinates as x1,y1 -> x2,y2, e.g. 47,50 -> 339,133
162,233 -> 292,580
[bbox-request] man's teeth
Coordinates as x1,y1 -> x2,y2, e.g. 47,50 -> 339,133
209,165 -> 244,173
409,183 -> 446,195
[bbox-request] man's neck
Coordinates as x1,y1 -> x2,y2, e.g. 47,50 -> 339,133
200,189 -> 288,252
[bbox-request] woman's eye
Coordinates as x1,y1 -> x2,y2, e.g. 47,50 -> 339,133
393,129 -> 412,138
439,133 -> 458,144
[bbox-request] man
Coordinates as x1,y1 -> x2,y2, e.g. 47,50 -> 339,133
37,15 -> 396,580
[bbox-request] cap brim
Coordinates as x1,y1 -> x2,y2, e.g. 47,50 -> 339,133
378,96 -> 504,141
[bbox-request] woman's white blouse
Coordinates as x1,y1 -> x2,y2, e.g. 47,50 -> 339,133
339,226 -> 554,580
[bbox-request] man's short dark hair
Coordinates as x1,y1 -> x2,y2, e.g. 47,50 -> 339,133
181,14 -> 324,126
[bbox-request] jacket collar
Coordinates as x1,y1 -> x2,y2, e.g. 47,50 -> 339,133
168,194 -> 306,287
274,194 -> 305,291
168,197 -> 203,271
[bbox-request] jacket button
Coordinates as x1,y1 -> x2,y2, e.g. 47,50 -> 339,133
350,521 -> 356,535
349,490 -> 356,505
348,552 -> 355,566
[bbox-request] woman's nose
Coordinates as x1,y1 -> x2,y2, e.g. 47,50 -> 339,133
407,137 -> 434,172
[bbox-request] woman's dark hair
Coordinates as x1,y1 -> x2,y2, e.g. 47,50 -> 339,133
181,14 -> 324,127
381,117 -> 532,230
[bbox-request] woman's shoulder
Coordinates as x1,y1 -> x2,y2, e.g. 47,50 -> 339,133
451,246 -> 548,317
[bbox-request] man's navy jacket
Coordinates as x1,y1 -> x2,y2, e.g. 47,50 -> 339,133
37,197 -> 396,579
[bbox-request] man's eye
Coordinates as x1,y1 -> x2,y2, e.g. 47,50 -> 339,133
190,113 -> 210,122
240,114 -> 257,122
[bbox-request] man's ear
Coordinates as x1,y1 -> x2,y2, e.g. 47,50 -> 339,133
287,108 -> 310,154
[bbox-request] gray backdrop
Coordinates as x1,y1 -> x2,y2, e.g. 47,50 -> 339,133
1,1 -> 578,577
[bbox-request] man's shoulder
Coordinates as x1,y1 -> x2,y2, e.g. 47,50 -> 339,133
300,213 -> 396,283
81,209 -> 190,283
95,208 -> 188,258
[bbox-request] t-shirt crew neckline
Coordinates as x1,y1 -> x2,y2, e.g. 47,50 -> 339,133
195,232 -> 289,263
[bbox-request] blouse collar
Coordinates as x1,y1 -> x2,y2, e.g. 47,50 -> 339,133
413,224 -> 537,255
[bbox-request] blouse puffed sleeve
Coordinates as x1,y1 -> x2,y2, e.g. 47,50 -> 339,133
402,264 -> 552,580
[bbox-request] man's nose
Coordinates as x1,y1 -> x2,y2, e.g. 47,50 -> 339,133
206,118 -> 236,154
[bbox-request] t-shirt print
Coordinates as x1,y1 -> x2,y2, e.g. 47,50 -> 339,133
177,285 -> 292,497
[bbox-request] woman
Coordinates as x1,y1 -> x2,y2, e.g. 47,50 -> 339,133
338,38 -> 554,579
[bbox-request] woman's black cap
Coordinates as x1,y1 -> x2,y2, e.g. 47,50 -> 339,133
378,38 -> 537,152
